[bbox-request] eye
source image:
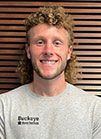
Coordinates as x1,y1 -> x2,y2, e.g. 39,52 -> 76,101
54,40 -> 63,47
36,39 -> 45,46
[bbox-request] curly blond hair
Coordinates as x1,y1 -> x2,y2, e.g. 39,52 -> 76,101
17,6 -> 79,84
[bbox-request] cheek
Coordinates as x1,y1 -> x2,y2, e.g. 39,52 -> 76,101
59,47 -> 69,58
29,48 -> 41,62
61,45 -> 72,60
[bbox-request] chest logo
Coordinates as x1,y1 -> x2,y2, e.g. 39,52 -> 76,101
18,116 -> 39,125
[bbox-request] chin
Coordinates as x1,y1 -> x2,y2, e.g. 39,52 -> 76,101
39,71 -> 63,80
34,67 -> 64,80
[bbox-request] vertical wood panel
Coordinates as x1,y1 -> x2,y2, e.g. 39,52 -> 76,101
0,0 -> 101,95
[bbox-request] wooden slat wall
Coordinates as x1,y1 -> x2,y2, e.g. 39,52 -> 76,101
0,0 -> 101,95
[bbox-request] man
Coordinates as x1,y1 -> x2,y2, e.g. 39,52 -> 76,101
0,6 -> 101,139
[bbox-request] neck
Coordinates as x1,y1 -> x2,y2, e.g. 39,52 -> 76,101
30,73 -> 67,96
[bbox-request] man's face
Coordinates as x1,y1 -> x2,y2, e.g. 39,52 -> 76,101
26,24 -> 72,80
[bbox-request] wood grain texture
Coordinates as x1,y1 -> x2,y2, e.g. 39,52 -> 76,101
0,0 -> 101,95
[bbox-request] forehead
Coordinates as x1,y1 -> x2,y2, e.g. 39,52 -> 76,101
28,23 -> 69,38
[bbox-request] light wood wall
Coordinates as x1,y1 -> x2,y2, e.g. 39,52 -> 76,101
0,0 -> 101,95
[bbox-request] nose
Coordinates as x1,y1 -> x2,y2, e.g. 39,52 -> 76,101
43,52 -> 53,57
43,42 -> 54,57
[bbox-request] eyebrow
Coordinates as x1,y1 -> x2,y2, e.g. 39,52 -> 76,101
29,34 -> 65,43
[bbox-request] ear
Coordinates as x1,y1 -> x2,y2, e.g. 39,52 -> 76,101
25,44 -> 31,59
67,45 -> 73,60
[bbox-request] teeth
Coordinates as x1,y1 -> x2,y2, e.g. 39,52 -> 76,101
40,60 -> 57,64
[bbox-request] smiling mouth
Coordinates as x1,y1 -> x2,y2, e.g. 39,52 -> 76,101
40,60 -> 58,64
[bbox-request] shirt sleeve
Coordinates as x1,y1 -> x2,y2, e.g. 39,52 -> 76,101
0,99 -> 5,139
92,97 -> 101,139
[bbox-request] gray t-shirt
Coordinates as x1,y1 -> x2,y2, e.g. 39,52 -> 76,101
0,83 -> 101,139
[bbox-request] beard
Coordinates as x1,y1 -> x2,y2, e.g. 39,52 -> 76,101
32,60 -> 67,80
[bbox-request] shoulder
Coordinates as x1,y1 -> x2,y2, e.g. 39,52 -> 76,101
67,83 -> 101,106
0,84 -> 29,102
67,83 -> 86,94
